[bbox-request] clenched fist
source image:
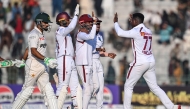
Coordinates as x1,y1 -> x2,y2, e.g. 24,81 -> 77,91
108,53 -> 116,59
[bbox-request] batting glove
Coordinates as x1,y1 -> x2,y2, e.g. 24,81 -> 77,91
13,59 -> 25,68
74,4 -> 79,16
44,57 -> 58,69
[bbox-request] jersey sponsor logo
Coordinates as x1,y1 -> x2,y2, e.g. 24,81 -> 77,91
40,44 -> 47,48
29,36 -> 37,39
140,32 -> 152,37
39,37 -> 45,40
0,85 -> 14,103
28,86 -> 44,103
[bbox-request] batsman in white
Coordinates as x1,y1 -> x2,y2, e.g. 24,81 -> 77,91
12,12 -> 58,109
113,13 -> 181,109
91,17 -> 116,109
54,4 -> 82,109
75,12 -> 97,109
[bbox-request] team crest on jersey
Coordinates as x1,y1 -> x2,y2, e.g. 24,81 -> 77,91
98,36 -> 101,41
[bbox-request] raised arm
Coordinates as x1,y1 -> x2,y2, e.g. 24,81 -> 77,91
77,25 -> 96,40
61,16 -> 78,36
114,13 -> 137,38
114,23 -> 137,38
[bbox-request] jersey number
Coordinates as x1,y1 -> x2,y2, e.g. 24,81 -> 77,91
143,36 -> 152,50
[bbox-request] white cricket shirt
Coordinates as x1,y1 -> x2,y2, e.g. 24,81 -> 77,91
114,23 -> 155,66
28,27 -> 47,61
55,16 -> 78,58
92,33 -> 103,59
75,25 -> 97,66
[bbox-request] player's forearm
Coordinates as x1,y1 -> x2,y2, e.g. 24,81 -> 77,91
99,52 -> 108,57
68,16 -> 78,30
63,16 -> 78,36
80,25 -> 96,40
31,48 -> 45,60
22,48 -> 28,61
88,25 -> 97,39
114,22 -> 134,38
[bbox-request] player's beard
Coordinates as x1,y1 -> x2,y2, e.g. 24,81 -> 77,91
43,25 -> 51,32
85,24 -> 92,31
61,20 -> 69,27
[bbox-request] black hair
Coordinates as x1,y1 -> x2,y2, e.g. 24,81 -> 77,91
133,13 -> 144,23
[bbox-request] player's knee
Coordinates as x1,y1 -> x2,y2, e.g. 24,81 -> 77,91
83,86 -> 92,95
60,86 -> 68,93
19,86 -> 34,100
124,83 -> 134,90
44,83 -> 55,97
77,85 -> 82,92
149,85 -> 160,92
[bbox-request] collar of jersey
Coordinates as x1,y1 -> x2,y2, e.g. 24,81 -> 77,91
133,23 -> 144,28
34,26 -> 43,35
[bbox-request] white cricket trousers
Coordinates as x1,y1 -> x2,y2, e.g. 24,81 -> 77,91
77,65 -> 93,109
12,59 -> 57,109
124,62 -> 174,109
93,58 -> 104,109
56,56 -> 75,96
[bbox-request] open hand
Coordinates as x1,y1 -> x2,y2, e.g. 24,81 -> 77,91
114,12 -> 118,23
92,11 -> 97,22
74,4 -> 80,16
128,14 -> 133,22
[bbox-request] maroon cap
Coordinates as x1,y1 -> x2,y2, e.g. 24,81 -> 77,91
79,14 -> 93,23
56,12 -> 71,24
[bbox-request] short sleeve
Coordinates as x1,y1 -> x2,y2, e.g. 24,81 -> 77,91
29,35 -> 38,48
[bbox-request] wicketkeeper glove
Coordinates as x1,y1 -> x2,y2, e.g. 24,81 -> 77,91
44,57 -> 58,69
74,4 -> 79,16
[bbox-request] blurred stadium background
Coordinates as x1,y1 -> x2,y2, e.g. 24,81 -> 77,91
0,0 -> 190,109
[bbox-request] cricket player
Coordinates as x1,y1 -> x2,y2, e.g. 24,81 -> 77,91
55,4 -> 82,109
12,12 -> 58,109
91,17 -> 116,109
75,12 -> 97,109
113,13 -> 181,109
